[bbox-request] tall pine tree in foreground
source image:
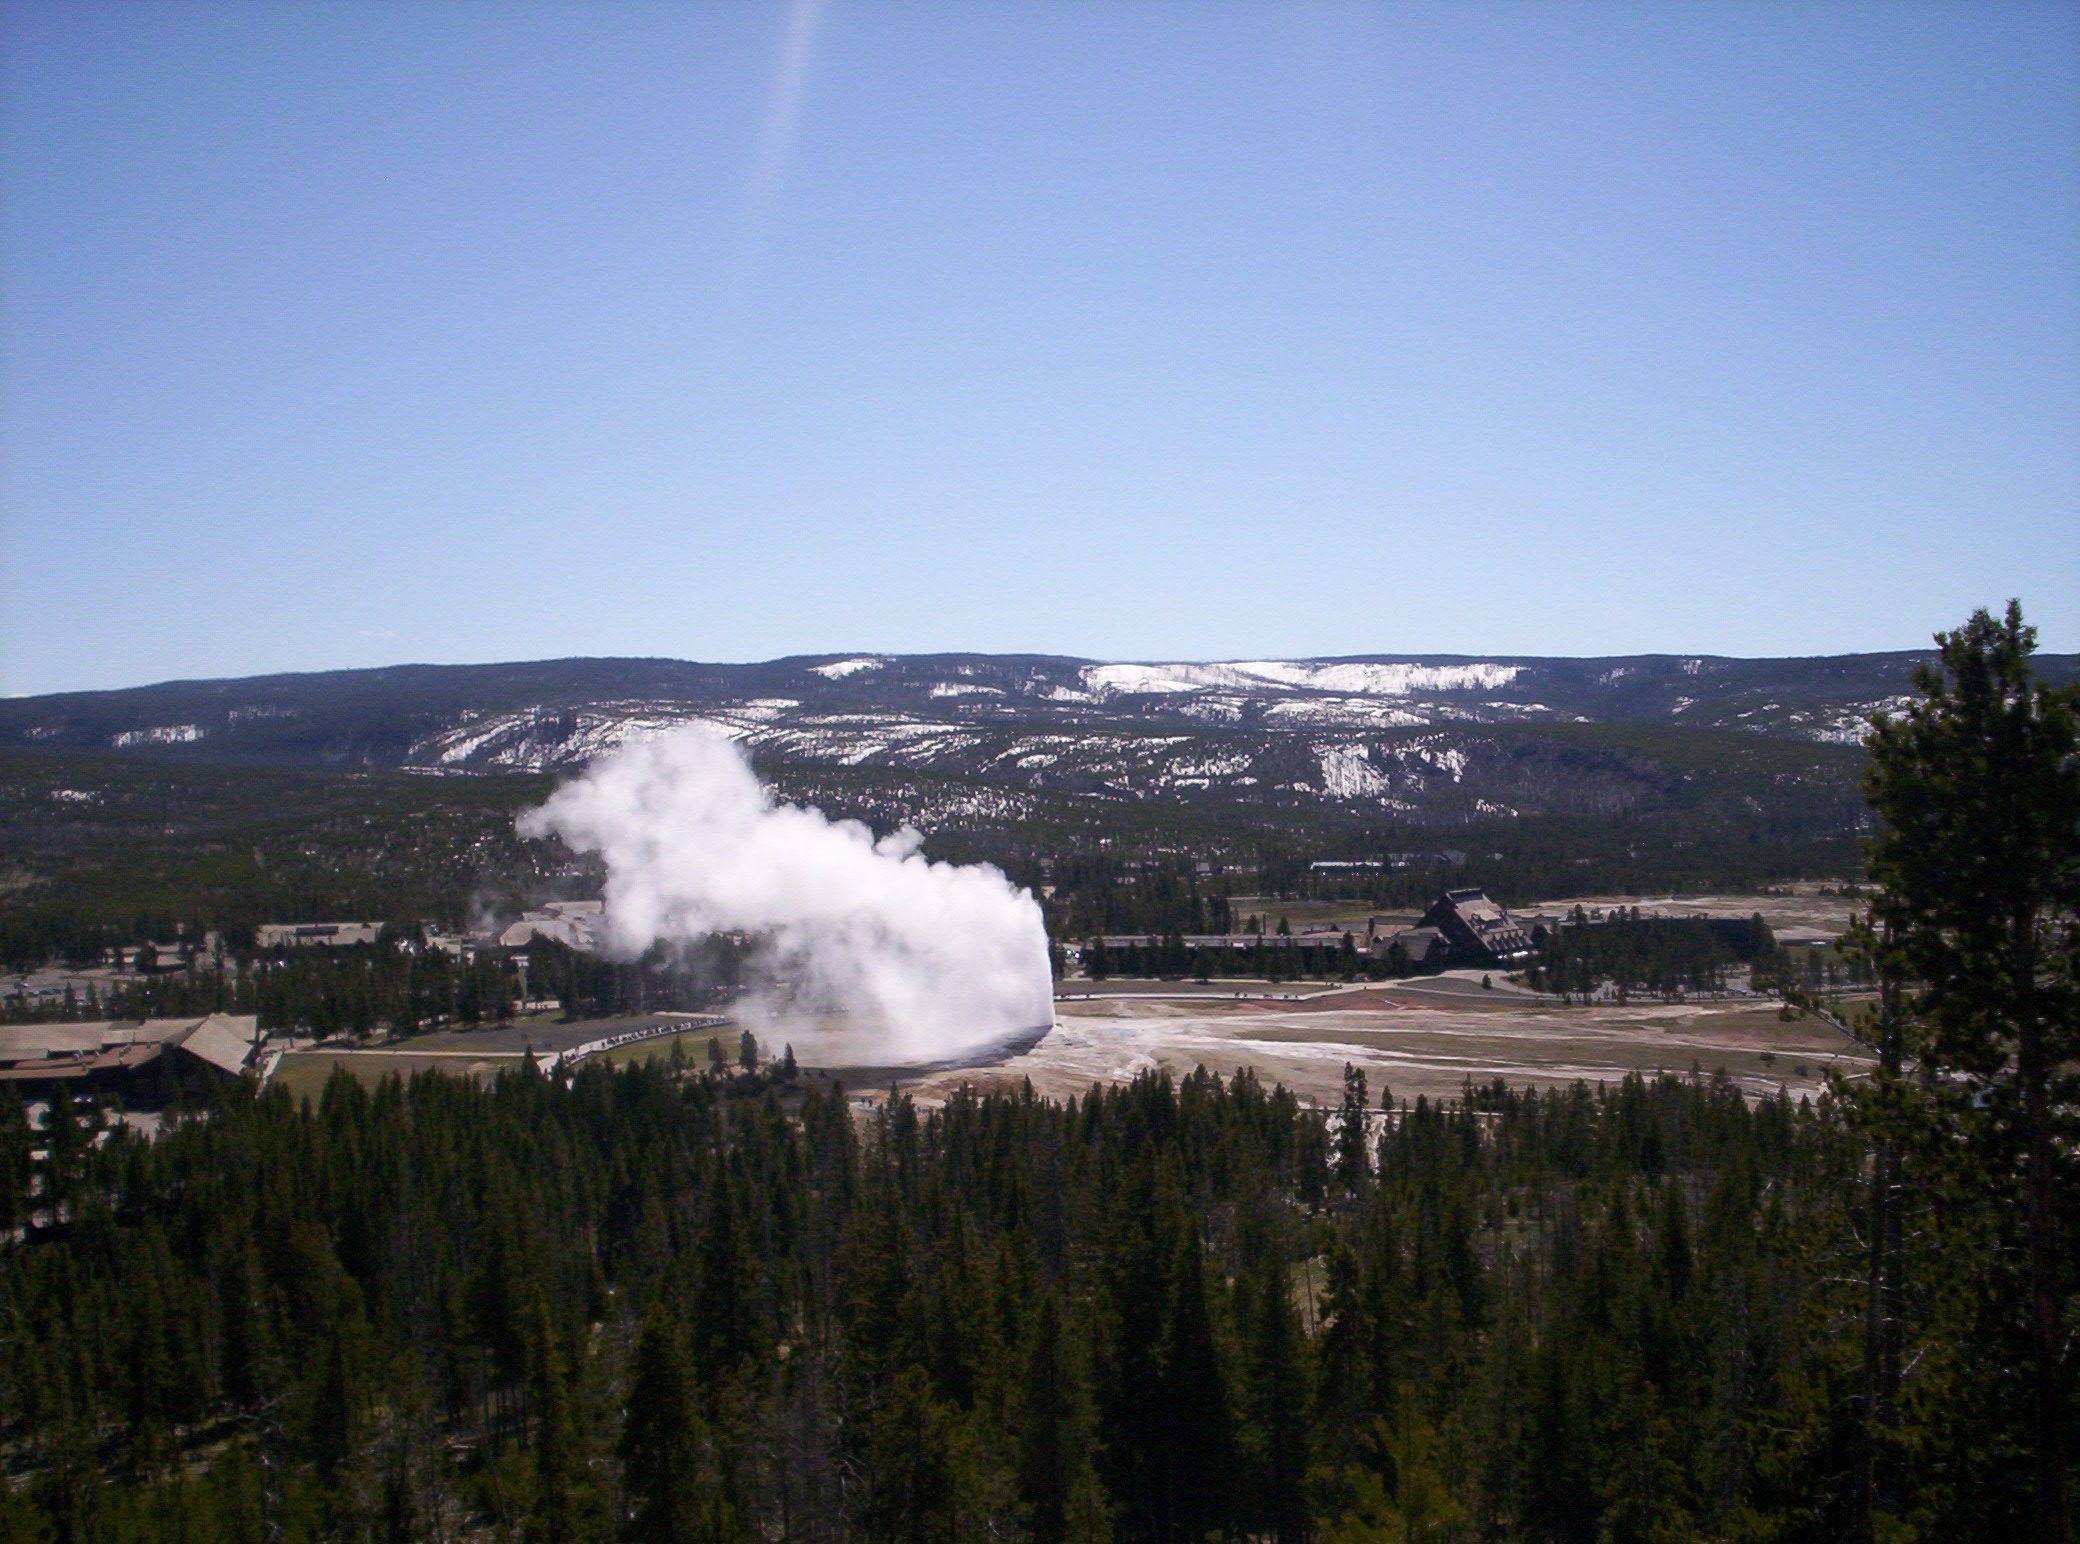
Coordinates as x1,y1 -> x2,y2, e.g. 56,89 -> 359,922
1857,601 -> 2078,1544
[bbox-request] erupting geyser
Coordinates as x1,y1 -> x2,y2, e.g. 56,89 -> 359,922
517,730 -> 1054,1065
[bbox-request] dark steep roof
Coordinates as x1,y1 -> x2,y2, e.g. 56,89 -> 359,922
1421,889 -> 1535,963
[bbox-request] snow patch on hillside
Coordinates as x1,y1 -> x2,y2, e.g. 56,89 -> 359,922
1407,744 -> 1467,782
1082,665 -> 1200,695
1244,660 -> 1521,695
1807,696 -> 1914,745
809,657 -> 882,679
750,719 -> 997,769
1264,698 -> 1429,727
418,704 -> 721,770
1082,660 -> 1522,698
435,720 -> 524,765
1315,743 -> 1390,799
1168,752 -> 1255,780
113,724 -> 205,747
551,714 -> 695,763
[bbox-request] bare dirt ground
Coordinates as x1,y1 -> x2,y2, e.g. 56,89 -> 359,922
267,883 -> 1873,1110
895,979 -> 1870,1109
1524,883 -> 1862,939
276,993 -> 1866,1112
1227,884 -> 1862,942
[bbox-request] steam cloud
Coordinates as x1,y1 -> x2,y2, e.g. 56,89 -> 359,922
517,730 -> 1054,1064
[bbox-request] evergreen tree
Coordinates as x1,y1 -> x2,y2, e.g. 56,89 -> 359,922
620,1301 -> 734,1544
1336,1062 -> 1371,1194
527,1299 -> 603,1544
861,1365 -> 999,1544
1238,1251 -> 1311,1543
1156,1214 -> 1234,1542
1857,601 -> 2079,1544
307,1278 -> 373,1487
1016,1291 -> 1107,1544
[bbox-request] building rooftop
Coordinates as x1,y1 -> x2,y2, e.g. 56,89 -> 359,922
0,1014 -> 260,1081
177,1014 -> 260,1078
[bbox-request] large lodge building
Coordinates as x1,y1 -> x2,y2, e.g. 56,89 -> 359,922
1419,887 -> 1537,965
0,1014 -> 259,1103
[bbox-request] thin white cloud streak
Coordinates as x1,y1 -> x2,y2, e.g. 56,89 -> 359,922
517,730 -> 1054,1064
713,0 -> 827,344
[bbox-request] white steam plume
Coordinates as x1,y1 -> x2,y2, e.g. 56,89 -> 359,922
517,730 -> 1054,1064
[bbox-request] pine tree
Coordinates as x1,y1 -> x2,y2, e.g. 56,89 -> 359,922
527,1299 -> 603,1544
1313,1237 -> 1374,1480
1858,602 -> 2079,1544
1016,1291 -> 1106,1544
861,1365 -> 998,1544
1317,1408 -> 1467,1544
620,1301 -> 734,1544
1336,1063 -> 1371,1195
692,1163 -> 756,1384
307,1277 -> 372,1487
1156,1214 -> 1233,1542
1239,1252 -> 1311,1543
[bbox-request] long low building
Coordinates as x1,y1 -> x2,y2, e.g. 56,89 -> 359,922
499,900 -> 606,952
1088,929 -> 1366,959
0,1014 -> 260,1100
255,922 -> 382,949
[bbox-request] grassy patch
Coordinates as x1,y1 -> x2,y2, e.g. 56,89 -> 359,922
591,1028 -> 726,1068
272,1050 -> 520,1100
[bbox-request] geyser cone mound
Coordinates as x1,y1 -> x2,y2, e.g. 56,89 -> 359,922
756,1006 -> 1055,1080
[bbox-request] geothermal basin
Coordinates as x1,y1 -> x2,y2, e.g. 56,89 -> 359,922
880,973 -> 1873,1108
765,1009 -> 1055,1085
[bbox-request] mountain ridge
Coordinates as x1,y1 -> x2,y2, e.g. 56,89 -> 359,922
7,644 -> 1960,699
5,648 -> 2069,832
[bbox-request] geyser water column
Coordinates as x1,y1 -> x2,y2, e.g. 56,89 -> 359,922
517,730 -> 1055,1066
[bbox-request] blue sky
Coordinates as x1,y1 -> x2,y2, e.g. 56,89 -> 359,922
4,0 -> 2076,696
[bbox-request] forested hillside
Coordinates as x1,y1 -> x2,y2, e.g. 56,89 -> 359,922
5,648 -> 1946,965
0,747 -> 1859,973
7,647 -> 2038,839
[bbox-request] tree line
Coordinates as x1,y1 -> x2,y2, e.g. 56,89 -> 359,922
1080,931 -> 1381,985
1521,914 -> 1796,1002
